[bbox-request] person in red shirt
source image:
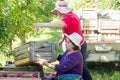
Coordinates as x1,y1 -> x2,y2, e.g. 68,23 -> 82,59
33,1 -> 92,80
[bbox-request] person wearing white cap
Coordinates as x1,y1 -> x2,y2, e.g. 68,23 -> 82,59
33,0 -> 92,80
35,32 -> 83,80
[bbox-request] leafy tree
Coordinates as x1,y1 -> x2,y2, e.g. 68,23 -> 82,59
0,0 -> 57,56
67,0 -> 120,10
98,0 -> 120,10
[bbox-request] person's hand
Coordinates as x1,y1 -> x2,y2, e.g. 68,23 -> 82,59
33,23 -> 42,29
58,36 -> 65,47
35,58 -> 48,65
58,38 -> 63,47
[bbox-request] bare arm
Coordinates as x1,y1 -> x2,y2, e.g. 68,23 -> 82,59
44,62 -> 56,70
35,58 -> 56,70
33,21 -> 65,29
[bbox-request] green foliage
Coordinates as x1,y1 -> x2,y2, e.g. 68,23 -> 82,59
0,0 -> 57,56
98,0 -> 120,10
88,62 -> 120,80
67,0 -> 120,10
67,0 -> 91,10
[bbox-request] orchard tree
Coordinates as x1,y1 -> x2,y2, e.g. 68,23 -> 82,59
0,0 -> 56,56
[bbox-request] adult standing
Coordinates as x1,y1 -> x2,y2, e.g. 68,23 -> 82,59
33,1 -> 92,80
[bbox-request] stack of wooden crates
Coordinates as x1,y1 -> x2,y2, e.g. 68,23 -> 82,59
80,8 -> 98,42
80,8 -> 120,42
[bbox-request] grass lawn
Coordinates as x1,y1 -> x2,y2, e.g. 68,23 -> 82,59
0,28 -> 120,80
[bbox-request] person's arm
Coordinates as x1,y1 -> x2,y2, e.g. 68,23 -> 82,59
35,58 -> 56,70
44,62 -> 56,70
33,21 -> 65,29
58,34 -> 66,46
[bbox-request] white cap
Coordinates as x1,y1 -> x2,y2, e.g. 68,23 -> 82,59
64,32 -> 82,46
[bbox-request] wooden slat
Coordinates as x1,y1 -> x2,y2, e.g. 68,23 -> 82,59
34,42 -> 52,48
84,34 -> 98,36
81,8 -> 97,19
34,52 -> 55,57
34,56 -> 54,62
51,43 -> 57,61
85,36 -> 98,40
14,44 -> 30,52
83,20 -> 97,26
101,30 -> 119,33
102,36 -> 120,40
82,14 -> 97,19
101,26 -> 119,29
15,52 -> 30,61
99,19 -> 120,24
14,58 -> 30,66
14,48 -> 30,56
34,47 -> 52,52
83,28 -> 98,30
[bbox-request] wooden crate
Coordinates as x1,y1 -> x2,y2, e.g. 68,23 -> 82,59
14,41 -> 57,66
99,19 -> 120,40
80,8 -> 98,41
99,19 -> 120,33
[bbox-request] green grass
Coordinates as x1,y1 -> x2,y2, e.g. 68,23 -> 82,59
88,63 -> 120,80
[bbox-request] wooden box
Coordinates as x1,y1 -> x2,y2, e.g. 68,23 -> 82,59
14,41 -> 57,66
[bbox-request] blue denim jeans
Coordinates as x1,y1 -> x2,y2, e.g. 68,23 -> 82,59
81,41 -> 92,80
43,74 -> 81,80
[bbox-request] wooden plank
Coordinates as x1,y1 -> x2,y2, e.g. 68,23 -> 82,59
83,20 -> 97,26
101,26 -> 119,29
14,44 -> 30,52
14,48 -> 30,57
85,37 -> 98,40
83,28 -> 98,30
101,30 -> 119,33
0,66 -> 43,71
86,53 -> 120,62
82,14 -> 97,19
84,34 -> 98,36
34,56 -> 55,62
99,19 -> 120,32
51,43 -> 57,61
81,8 -> 97,19
15,52 -> 30,61
34,52 -> 55,57
34,42 -> 52,48
34,47 -> 52,52
102,36 -> 120,40
14,58 -> 31,66
99,19 -> 120,24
